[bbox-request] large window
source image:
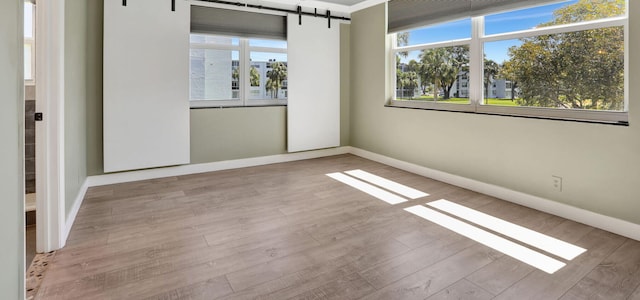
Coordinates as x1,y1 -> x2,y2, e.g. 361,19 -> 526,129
391,0 -> 628,124
190,34 -> 287,107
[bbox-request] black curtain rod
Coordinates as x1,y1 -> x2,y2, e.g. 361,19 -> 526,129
197,0 -> 351,21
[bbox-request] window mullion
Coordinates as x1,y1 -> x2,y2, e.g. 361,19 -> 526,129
469,16 -> 484,109
240,38 -> 249,105
624,0 -> 629,111
396,38 -> 472,52
390,33 -> 398,101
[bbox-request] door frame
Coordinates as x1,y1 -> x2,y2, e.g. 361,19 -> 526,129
35,0 -> 66,252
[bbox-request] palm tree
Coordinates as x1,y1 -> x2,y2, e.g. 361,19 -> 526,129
266,62 -> 287,99
397,32 -> 410,59
403,71 -> 419,99
397,71 -> 407,98
420,49 -> 442,100
250,66 -> 260,87
232,68 -> 239,81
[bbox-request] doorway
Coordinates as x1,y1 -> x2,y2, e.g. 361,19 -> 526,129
24,0 -> 37,269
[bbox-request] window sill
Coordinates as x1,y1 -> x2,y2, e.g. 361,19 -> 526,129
190,99 -> 287,108
387,100 -> 629,126
190,104 -> 287,109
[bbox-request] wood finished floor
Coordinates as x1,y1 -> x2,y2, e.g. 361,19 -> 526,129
36,154 -> 640,299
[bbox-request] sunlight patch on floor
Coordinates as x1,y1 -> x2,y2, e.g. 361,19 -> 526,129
344,169 -> 429,199
405,204 -> 567,274
427,199 -> 586,260
326,172 -> 408,205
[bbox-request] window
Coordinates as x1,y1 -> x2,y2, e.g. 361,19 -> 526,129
24,2 -> 35,84
391,0 -> 628,124
190,34 -> 287,107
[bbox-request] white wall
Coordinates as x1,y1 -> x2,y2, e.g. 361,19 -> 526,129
350,3 -> 640,225
0,0 -> 25,298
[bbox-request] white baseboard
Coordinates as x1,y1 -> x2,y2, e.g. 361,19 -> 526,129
68,147 -> 347,246
87,146 -> 352,187
349,147 -> 640,242
76,145 -> 639,243
62,178 -> 90,245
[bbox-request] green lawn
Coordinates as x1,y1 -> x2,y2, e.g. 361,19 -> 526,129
397,96 -> 519,106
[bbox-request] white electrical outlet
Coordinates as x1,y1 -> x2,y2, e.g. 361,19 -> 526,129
552,175 -> 562,192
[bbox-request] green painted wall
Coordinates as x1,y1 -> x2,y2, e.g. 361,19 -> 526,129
86,0 -> 104,176
65,0 -> 90,216
340,23 -> 351,147
350,3 -> 640,224
0,0 -> 25,298
190,107 -> 287,163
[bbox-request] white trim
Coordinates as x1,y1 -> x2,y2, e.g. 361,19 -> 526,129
64,146 -> 639,247
241,38 -> 249,103
469,16 -> 483,106
248,46 -> 287,53
62,179 -> 90,245
88,146 -> 351,187
481,16 -> 627,43
35,0 -> 66,253
190,42 -> 240,51
476,105 -> 628,124
389,100 -> 474,113
348,147 -> 640,242
623,0 -> 629,112
395,38 -> 471,53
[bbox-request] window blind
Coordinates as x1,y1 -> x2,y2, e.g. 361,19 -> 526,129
388,0 -> 565,33
191,5 -> 286,39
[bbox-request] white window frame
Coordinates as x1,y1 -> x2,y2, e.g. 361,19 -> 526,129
390,3 -> 629,124
189,34 -> 288,108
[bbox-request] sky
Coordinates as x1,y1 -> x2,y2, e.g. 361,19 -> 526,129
250,39 -> 287,62
402,0 -> 581,63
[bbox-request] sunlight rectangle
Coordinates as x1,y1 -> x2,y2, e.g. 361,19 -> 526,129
345,169 -> 429,199
326,172 -> 408,205
427,199 -> 586,260
404,205 -> 566,274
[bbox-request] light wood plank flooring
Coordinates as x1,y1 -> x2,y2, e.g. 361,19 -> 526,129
36,154 -> 640,299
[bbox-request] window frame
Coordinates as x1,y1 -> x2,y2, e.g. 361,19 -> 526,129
389,3 -> 629,124
189,34 -> 287,108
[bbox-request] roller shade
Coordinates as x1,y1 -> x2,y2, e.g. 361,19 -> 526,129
388,0 -> 565,33
191,5 -> 286,39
